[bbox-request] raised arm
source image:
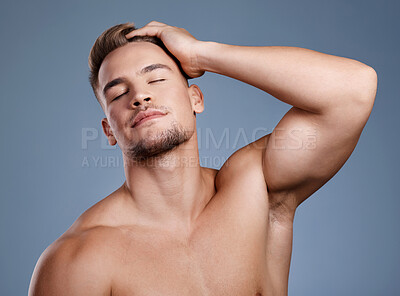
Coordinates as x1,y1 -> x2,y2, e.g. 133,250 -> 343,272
126,21 -> 378,211
197,43 -> 377,210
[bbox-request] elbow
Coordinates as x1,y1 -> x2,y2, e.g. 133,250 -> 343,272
355,66 -> 378,110
332,65 -> 378,124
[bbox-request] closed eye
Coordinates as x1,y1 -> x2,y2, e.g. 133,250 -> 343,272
112,91 -> 128,101
149,79 -> 166,84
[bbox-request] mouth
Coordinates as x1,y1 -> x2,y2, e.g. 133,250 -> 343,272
132,114 -> 166,128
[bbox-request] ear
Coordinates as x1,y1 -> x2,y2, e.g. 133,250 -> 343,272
101,118 -> 117,146
188,84 -> 204,114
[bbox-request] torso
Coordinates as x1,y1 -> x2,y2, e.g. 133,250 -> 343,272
60,139 -> 295,296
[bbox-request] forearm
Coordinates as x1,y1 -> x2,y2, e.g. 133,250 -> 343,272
196,42 -> 376,113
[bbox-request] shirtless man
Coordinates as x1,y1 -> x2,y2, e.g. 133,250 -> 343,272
28,21 -> 377,295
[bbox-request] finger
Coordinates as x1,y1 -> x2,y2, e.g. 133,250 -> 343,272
125,21 -> 167,39
146,20 -> 167,27
125,25 -> 163,39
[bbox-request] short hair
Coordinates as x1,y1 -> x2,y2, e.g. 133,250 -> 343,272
88,23 -> 189,107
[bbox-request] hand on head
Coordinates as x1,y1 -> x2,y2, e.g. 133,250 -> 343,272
125,21 -> 205,79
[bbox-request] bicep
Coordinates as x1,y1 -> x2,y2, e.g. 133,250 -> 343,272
263,103 -> 372,208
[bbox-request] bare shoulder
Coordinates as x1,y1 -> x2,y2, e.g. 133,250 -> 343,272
215,135 -> 269,189
29,225 -> 117,296
29,191 -> 128,296
215,134 -> 295,222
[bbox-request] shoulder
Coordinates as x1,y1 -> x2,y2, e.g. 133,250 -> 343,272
215,134 -> 270,189
28,189 -> 128,296
29,226 -> 116,295
214,134 -> 296,223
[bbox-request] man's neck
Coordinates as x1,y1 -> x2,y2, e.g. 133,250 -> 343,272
121,136 -> 215,233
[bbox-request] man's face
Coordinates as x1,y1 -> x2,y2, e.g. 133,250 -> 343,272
97,42 -> 204,160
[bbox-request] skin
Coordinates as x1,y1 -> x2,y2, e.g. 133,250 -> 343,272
29,21 -> 377,296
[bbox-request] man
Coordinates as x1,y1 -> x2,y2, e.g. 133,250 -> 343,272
29,21 -> 377,295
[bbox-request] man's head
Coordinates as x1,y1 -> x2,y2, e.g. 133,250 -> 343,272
89,23 -> 191,107
88,23 -> 204,161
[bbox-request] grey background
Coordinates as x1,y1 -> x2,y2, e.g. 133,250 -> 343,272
1,0 -> 398,295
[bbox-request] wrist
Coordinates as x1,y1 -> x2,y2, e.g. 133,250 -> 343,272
195,41 -> 223,73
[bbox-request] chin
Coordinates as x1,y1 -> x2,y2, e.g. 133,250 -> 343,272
124,121 -> 193,161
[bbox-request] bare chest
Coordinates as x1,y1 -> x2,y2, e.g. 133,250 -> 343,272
111,193 -> 270,295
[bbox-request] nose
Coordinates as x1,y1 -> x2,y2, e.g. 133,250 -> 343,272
130,89 -> 152,107
131,96 -> 151,107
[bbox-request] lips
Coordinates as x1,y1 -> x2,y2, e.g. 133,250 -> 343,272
132,108 -> 166,128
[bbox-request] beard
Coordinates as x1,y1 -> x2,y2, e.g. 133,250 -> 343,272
124,121 -> 194,162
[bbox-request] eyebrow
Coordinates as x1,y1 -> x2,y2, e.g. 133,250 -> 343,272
102,63 -> 172,96
140,63 -> 172,75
